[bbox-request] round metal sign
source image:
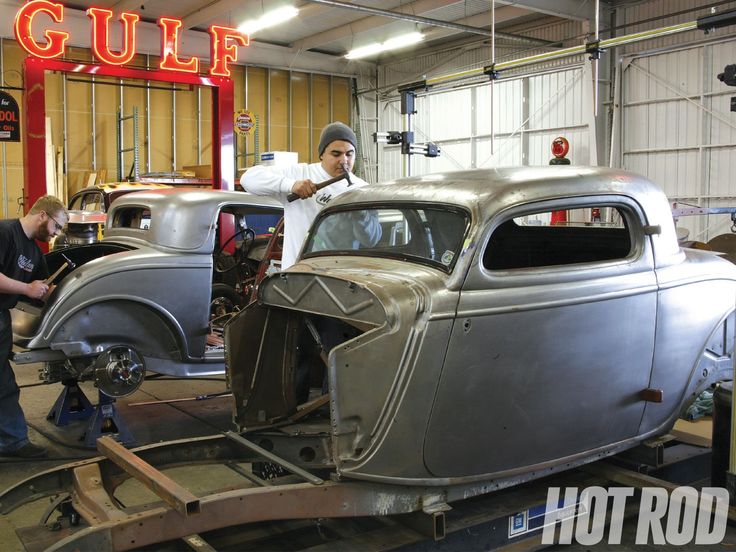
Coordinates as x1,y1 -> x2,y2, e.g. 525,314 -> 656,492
234,109 -> 256,136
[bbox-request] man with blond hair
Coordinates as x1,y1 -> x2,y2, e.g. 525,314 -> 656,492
0,194 -> 67,458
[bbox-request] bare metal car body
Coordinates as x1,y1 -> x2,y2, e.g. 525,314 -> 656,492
227,166 -> 736,488
12,189 -> 281,396
51,182 -> 172,250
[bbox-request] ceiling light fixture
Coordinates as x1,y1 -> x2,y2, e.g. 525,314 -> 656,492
237,5 -> 299,36
345,32 -> 424,59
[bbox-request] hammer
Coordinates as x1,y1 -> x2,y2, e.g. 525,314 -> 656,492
286,164 -> 353,203
44,253 -> 76,285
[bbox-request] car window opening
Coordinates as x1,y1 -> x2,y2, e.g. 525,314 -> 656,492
303,205 -> 470,272
484,206 -> 634,270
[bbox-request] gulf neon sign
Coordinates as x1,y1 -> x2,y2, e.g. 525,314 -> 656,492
14,0 -> 249,77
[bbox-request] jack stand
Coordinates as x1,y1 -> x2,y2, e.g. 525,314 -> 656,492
83,391 -> 134,448
47,380 -> 94,426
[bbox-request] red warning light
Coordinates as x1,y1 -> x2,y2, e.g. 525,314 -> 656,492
551,136 -> 569,158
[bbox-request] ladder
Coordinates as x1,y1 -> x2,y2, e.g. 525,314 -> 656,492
117,106 -> 140,181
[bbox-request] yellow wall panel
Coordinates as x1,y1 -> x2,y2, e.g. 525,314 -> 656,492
66,80 -> 93,193
312,75 -> 331,159
332,77 -> 351,125
233,65 -> 246,173
244,67 -> 267,168
149,86 -> 173,173
93,77 -> 120,185
292,72 -> 309,162
200,86 -> 212,168
2,42 -> 28,214
269,69 -> 288,152
174,85 -> 199,170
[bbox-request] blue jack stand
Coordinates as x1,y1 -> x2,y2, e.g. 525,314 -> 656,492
83,391 -> 134,448
47,380 -> 95,426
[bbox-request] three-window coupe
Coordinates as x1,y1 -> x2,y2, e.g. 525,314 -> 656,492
12,188 -> 282,397
227,166 -> 736,485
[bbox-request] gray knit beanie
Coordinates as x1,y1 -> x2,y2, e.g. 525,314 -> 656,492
318,122 -> 357,157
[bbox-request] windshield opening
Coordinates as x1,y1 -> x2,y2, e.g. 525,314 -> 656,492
303,205 -> 470,272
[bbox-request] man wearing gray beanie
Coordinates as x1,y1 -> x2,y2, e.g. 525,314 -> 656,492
241,121 -> 374,269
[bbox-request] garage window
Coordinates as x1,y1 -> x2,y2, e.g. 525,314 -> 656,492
483,206 -> 634,270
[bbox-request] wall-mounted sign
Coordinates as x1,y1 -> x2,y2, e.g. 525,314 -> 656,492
234,110 -> 256,136
14,0 -> 249,77
0,92 -> 20,142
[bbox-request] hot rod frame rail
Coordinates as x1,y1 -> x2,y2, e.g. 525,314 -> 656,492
0,428 -> 658,552
1,431 -> 730,552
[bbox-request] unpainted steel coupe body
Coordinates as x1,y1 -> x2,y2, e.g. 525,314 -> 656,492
12,189 -> 282,396
227,166 -> 736,487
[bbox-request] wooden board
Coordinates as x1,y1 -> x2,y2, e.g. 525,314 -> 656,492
671,417 -> 712,448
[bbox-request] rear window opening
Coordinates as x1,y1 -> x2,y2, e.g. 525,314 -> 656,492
111,206 -> 152,230
483,205 -> 634,270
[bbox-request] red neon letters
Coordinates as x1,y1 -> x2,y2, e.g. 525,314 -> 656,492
14,0 -> 69,59
210,26 -> 249,77
87,7 -> 139,66
14,1 -> 248,77
159,18 -> 199,73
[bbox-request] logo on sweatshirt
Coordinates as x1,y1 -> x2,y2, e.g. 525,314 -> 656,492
316,193 -> 332,206
17,255 -> 34,273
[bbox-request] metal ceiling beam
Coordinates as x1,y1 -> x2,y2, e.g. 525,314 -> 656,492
494,0 -> 596,22
292,0 -> 456,51
182,0 -> 329,30
182,0 -> 247,29
297,0 -> 552,49
421,7 -> 537,43
292,4 -> 537,52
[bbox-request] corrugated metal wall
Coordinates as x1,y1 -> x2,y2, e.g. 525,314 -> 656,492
621,38 -> 736,241
617,0 -> 736,53
376,66 -> 591,181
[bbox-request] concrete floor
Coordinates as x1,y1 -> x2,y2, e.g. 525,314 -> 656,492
0,360 -> 235,551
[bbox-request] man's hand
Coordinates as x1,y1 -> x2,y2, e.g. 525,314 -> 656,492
26,280 -> 49,300
291,179 -> 317,199
41,284 -> 56,302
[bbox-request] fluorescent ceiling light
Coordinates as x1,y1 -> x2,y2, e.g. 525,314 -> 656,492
238,6 -> 299,36
345,32 -> 424,60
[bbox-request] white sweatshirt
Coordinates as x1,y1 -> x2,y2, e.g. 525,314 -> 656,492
241,162 -> 369,268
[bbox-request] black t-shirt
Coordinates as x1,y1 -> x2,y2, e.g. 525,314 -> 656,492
0,219 -> 48,311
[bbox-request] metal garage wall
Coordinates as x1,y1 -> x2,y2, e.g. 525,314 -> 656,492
620,38 -> 736,241
377,65 -> 591,181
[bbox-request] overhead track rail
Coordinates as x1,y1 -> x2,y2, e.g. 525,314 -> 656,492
303,0 -> 552,45
395,9 -> 736,92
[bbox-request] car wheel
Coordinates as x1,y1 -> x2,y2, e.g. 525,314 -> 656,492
210,283 -> 243,321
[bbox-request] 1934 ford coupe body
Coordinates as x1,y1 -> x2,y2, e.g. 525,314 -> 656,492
11,189 -> 281,397
227,166 -> 736,487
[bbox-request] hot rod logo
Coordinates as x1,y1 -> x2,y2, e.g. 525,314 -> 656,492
540,486 -> 729,546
